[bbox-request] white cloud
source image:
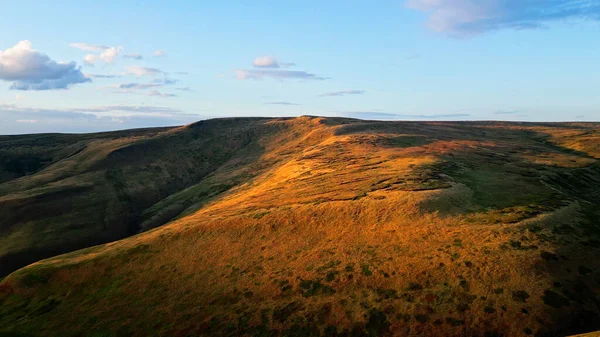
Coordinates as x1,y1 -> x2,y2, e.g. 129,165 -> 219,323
252,56 -> 296,68
3,103 -> 185,118
0,40 -> 90,90
84,54 -> 97,66
253,56 -> 280,68
109,85 -> 176,98
109,78 -> 178,97
406,0 -> 600,35
71,42 -> 122,65
75,105 -> 183,115
126,66 -> 163,77
152,78 -> 178,85
123,53 -> 143,60
153,50 -> 167,57
264,101 -> 300,106
319,90 -> 365,97
85,73 -> 121,79
69,43 -> 109,52
148,90 -> 176,97
235,69 -> 328,81
116,83 -> 162,90
0,103 -> 207,134
236,56 -> 320,81
99,46 -> 122,63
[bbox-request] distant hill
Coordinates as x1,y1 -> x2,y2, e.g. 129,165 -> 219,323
1,116 -> 600,336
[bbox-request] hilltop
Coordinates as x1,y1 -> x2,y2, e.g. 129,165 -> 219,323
1,116 -> 600,336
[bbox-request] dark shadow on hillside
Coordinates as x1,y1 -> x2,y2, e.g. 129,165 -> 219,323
531,163 -> 600,337
307,119 -> 600,336
0,118 -> 282,277
344,121 -> 600,336
440,135 -> 600,336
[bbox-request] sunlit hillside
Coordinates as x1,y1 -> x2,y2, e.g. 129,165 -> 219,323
1,116 -> 600,337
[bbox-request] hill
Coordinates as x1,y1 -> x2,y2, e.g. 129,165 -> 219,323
1,116 -> 600,336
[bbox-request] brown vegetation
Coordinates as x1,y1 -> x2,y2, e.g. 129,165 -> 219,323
1,116 -> 599,336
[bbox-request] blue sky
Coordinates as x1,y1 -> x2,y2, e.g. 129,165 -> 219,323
1,0 -> 599,134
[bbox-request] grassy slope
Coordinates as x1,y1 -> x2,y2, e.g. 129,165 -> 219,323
1,117 -> 600,337
0,118 -> 298,276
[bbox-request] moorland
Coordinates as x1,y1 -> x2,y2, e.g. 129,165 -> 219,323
1,116 -> 600,336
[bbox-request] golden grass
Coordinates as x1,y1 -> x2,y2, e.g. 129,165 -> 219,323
1,117 -> 600,336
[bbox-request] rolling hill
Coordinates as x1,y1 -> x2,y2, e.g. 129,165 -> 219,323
1,116 -> 600,337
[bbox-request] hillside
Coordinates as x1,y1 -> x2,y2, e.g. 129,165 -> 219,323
0,118 -> 285,276
1,116 -> 600,336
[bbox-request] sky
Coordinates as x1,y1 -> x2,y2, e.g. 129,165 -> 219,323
1,0 -> 599,134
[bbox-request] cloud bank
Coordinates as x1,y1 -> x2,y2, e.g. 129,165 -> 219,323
0,103 -> 203,134
0,40 -> 90,90
406,0 -> 600,35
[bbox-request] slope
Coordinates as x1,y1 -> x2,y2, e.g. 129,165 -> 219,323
0,117 -> 322,276
1,117 -> 600,337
